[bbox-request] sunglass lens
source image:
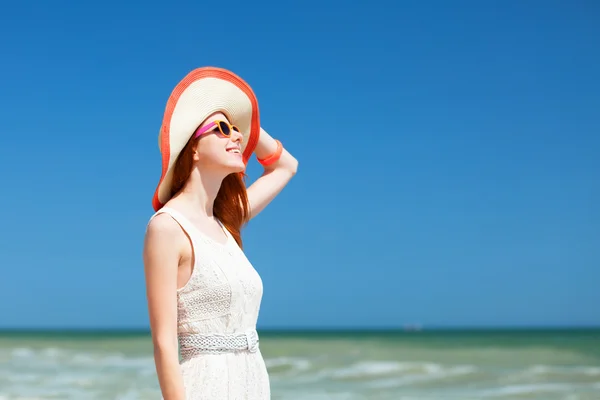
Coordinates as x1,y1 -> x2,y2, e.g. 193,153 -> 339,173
217,121 -> 231,136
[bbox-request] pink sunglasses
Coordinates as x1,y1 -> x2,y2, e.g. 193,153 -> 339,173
194,120 -> 241,139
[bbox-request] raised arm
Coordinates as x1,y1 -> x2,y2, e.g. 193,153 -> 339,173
143,214 -> 187,400
246,127 -> 298,220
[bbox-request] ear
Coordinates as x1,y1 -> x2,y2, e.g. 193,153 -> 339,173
192,141 -> 201,162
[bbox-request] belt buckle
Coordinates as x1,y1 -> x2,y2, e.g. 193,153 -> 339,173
245,331 -> 259,353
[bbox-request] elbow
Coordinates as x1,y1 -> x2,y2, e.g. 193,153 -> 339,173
270,154 -> 298,177
288,158 -> 298,176
152,334 -> 178,356
284,155 -> 298,176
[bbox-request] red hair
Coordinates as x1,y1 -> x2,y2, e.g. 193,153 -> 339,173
169,136 -> 250,248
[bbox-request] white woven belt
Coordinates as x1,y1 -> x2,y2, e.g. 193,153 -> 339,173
178,330 -> 260,358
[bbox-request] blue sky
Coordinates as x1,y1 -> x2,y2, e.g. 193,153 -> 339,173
0,1 -> 598,330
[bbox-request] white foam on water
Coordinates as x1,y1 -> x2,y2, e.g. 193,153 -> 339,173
40,347 -> 62,357
365,364 -> 477,388
97,353 -> 155,369
526,364 -> 600,377
6,346 -> 153,368
326,360 -> 477,381
583,367 -> 600,376
48,372 -> 96,387
6,372 -> 38,383
274,389 -> 365,400
0,345 -> 161,399
265,356 -> 312,371
478,383 -> 575,397
285,359 -> 480,391
70,353 -> 97,364
10,347 -> 35,358
330,361 -> 404,378
3,397 -> 46,400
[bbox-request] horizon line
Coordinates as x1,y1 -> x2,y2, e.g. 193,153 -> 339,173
1,324 -> 599,334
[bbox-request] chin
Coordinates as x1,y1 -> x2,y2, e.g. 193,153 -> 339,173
212,153 -> 245,175
223,160 -> 246,174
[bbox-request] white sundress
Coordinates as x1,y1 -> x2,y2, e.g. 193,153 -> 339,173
149,207 -> 270,399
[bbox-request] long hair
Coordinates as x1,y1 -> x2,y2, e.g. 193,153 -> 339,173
169,135 -> 250,248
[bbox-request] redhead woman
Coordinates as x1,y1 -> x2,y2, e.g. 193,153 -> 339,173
143,67 -> 297,400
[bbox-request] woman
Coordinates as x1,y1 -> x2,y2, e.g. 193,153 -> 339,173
143,67 -> 298,400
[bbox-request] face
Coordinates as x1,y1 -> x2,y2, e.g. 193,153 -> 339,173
192,112 -> 245,175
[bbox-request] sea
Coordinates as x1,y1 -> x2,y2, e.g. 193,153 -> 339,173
1,328 -> 599,400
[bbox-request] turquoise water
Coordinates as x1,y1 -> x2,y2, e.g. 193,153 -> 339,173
1,329 -> 599,399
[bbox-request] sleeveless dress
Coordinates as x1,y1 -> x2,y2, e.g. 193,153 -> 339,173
149,207 -> 270,400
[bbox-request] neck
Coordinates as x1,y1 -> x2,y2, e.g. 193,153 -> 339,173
177,168 -> 224,217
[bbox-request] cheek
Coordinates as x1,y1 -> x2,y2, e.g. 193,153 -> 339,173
197,140 -> 226,162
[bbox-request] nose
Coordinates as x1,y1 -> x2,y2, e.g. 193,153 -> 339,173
232,129 -> 243,143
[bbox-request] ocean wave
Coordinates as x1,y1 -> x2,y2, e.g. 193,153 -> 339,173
5,346 -> 155,370
10,347 -> 36,358
496,363 -> 600,388
526,364 -> 600,377
478,383 -> 574,397
365,365 -> 477,388
327,361 -> 477,381
2,342 -> 600,399
265,356 -> 312,372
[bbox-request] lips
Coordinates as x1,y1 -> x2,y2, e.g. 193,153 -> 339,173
226,147 -> 241,154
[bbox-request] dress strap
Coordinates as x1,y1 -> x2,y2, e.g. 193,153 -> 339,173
150,207 -> 200,244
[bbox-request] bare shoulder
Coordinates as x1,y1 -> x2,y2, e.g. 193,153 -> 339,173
145,212 -> 183,240
143,212 -> 186,265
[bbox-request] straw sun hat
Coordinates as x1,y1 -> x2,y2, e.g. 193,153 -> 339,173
151,67 -> 261,211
